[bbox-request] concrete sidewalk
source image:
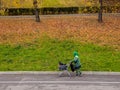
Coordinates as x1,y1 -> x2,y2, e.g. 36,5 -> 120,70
0,71 -> 120,90
0,71 -> 120,75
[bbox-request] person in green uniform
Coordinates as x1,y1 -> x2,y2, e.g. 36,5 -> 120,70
70,51 -> 82,76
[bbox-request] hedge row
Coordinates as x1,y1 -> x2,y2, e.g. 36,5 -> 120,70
4,7 -> 79,15
0,6 -> 120,15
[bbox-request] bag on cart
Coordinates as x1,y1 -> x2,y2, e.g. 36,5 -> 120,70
59,61 -> 67,71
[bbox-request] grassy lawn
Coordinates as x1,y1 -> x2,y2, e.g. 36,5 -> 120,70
0,15 -> 120,71
41,0 -> 87,7
2,0 -> 94,8
0,36 -> 120,71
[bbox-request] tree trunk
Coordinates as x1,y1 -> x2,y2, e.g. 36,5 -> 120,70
0,0 -> 2,9
35,8 -> 40,22
98,0 -> 103,23
33,0 -> 40,22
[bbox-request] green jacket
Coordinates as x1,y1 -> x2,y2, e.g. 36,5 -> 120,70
72,55 -> 81,67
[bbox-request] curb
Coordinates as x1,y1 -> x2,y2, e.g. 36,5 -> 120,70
0,71 -> 57,75
82,71 -> 120,75
0,71 -> 120,75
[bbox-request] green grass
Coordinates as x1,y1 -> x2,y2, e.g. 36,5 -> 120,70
0,36 -> 120,71
2,0 -> 91,8
41,0 -> 86,7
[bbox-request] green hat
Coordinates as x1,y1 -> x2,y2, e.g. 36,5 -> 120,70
73,51 -> 79,57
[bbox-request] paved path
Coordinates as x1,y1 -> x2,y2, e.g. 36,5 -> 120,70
0,71 -> 120,90
0,13 -> 120,19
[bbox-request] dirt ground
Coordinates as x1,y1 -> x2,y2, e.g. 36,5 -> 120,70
0,15 -> 120,50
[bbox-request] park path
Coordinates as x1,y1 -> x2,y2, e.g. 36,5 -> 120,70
0,13 -> 120,19
0,71 -> 120,90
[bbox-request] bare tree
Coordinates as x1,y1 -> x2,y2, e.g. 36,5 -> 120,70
0,0 -> 2,9
33,0 -> 40,22
98,0 -> 103,23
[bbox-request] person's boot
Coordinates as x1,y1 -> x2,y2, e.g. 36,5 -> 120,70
76,70 -> 79,76
76,70 -> 82,76
79,71 -> 82,76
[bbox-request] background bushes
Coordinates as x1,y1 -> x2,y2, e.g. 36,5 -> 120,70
0,6 -> 120,16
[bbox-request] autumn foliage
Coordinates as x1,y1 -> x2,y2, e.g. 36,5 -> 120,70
0,15 -> 120,50
1,0 -> 120,8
